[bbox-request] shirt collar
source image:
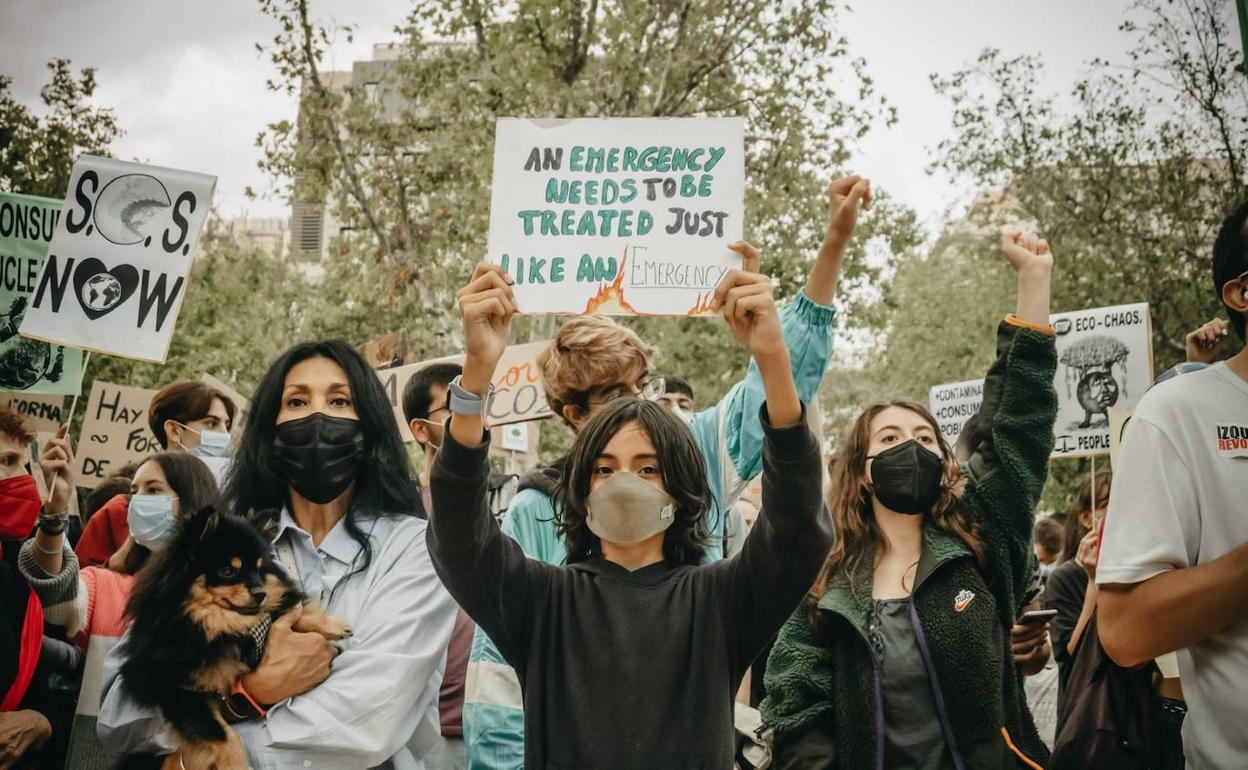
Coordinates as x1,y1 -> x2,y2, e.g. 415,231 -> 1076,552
275,507 -> 366,566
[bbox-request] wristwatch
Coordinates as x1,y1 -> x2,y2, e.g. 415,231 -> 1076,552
447,375 -> 495,420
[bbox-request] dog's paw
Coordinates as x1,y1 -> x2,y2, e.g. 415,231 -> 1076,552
319,616 -> 354,641
294,609 -> 354,640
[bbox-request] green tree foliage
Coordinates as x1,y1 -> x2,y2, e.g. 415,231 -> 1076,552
89,224 -> 310,397
0,59 -> 123,198
873,0 -> 1248,509
254,0 -> 919,419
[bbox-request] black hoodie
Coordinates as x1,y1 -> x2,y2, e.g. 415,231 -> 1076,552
428,406 -> 832,769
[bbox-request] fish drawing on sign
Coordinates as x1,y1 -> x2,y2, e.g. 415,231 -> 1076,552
92,173 -> 171,247
0,297 -> 63,390
1059,334 -> 1129,429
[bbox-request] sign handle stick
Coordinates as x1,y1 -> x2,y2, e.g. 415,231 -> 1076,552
64,351 -> 92,428
1090,454 -> 1098,518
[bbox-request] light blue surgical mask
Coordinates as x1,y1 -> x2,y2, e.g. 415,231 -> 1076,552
127,495 -> 178,551
176,423 -> 231,459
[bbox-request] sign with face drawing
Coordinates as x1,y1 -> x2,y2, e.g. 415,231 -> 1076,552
19,156 -> 216,363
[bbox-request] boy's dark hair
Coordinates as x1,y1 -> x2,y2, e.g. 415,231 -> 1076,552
1033,516 -> 1063,560
0,406 -> 33,445
1212,200 -> 1248,341
148,380 -> 237,449
555,397 -> 711,566
401,362 -> 464,423
660,375 -> 695,401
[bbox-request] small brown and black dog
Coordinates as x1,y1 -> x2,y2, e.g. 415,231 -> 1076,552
119,507 -> 350,770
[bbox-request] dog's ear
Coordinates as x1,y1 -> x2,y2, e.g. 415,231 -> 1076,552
252,510 -> 280,543
180,505 -> 222,546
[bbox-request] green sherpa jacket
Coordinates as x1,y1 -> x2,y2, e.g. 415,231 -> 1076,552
761,317 -> 1057,770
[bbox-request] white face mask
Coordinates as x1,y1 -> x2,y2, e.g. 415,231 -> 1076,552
176,423 -> 231,459
585,472 -> 677,546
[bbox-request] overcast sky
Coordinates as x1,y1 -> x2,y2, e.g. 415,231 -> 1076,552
1,0 -> 1134,234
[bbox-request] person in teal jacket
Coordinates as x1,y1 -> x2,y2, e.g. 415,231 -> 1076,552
461,176 -> 872,770
761,230 -> 1058,769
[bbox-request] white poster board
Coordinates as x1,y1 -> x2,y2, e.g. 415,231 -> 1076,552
378,341 -> 554,441
1051,303 -> 1153,458
19,156 -> 216,362
487,117 -> 745,315
500,423 -> 529,452
928,303 -> 1154,460
928,378 -> 985,445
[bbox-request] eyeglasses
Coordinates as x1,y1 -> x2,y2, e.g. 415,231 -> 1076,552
586,376 -> 667,408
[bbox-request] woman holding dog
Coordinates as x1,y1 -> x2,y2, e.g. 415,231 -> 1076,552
20,451 -> 219,770
97,341 -> 457,770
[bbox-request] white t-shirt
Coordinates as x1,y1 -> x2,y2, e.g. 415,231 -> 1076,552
1099,361 -> 1248,769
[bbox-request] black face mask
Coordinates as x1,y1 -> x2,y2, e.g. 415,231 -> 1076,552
273,413 -> 366,505
867,440 -> 945,515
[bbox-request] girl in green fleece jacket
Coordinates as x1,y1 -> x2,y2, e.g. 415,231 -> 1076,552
762,230 -> 1059,770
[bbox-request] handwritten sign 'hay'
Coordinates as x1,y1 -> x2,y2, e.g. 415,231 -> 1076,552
20,156 -> 216,363
76,380 -> 159,489
487,118 -> 745,316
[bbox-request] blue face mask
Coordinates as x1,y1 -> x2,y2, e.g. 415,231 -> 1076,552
127,495 -> 177,551
178,424 -> 231,459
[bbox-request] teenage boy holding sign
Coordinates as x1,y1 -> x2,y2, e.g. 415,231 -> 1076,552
459,176 -> 869,769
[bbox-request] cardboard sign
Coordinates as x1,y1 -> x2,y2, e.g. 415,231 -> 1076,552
379,341 -> 554,441
487,118 -> 745,316
19,156 -> 217,363
1107,407 -> 1132,472
0,192 -> 85,394
1,391 -> 66,434
1051,303 -> 1153,458
928,378 -> 985,445
76,380 -> 159,489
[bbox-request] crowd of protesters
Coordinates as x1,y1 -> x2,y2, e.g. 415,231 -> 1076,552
0,177 -> 1245,770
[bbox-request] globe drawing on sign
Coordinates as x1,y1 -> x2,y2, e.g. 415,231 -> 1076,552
81,273 -> 124,312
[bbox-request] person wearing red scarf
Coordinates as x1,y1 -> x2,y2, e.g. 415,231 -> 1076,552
0,408 -> 79,769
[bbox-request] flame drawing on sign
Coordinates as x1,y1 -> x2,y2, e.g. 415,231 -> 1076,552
581,247 -> 720,316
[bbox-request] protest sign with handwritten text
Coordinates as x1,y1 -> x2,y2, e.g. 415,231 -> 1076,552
378,341 -> 554,441
76,380 -> 159,489
487,118 -> 744,315
20,156 -> 216,363
1,391 -> 65,434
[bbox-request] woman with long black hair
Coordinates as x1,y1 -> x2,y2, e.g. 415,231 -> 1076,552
98,340 -> 457,770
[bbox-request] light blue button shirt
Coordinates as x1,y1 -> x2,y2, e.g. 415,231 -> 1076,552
97,508 -> 457,770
